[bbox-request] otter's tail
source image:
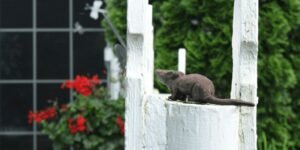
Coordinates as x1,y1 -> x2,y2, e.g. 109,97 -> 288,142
208,96 -> 255,107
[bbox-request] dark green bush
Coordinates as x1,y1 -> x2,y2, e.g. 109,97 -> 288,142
103,0 -> 300,149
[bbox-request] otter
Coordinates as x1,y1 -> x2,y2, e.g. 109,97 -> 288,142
155,69 -> 255,107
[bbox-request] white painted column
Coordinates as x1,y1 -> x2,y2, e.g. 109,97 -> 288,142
143,94 -> 168,150
231,0 -> 259,150
126,0 -> 154,150
178,48 -> 186,74
166,102 -> 239,150
104,46 -> 121,100
143,5 -> 154,94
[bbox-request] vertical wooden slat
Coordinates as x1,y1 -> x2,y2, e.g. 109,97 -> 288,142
231,0 -> 259,149
178,48 -> 186,74
126,1 -> 153,150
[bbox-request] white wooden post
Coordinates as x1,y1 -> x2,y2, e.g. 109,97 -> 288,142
143,94 -> 168,150
166,103 -> 239,150
126,0 -> 154,150
231,0 -> 259,150
110,56 -> 121,100
126,0 -> 258,149
143,5 -> 154,93
178,48 -> 186,74
104,46 -> 121,100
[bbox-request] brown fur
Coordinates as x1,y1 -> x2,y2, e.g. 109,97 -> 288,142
155,69 -> 255,107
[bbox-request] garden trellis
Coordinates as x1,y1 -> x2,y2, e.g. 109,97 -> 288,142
125,0 -> 258,150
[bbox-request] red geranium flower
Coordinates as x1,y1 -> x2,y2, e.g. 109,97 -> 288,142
116,115 -> 125,136
61,80 -> 73,89
61,75 -> 100,96
60,104 -> 68,112
68,118 -> 78,134
68,115 -> 87,134
28,107 -> 57,124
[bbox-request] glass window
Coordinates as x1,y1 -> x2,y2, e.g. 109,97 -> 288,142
0,84 -> 33,131
0,33 -> 33,79
0,135 -> 33,150
74,32 -> 106,77
37,83 -> 70,109
37,32 -> 69,79
37,135 -> 53,150
0,0 -> 32,28
0,0 -> 106,149
37,0 -> 69,28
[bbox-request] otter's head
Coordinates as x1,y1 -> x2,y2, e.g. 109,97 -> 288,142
155,69 -> 184,88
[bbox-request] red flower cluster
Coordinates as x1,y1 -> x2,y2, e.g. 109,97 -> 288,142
116,115 -> 125,136
68,115 -> 87,134
61,75 -> 100,96
60,104 -> 68,112
28,107 -> 57,124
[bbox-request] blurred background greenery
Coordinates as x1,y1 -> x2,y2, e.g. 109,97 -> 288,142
102,0 -> 300,149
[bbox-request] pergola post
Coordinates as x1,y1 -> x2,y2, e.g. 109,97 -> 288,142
231,0 -> 259,149
126,0 -> 154,149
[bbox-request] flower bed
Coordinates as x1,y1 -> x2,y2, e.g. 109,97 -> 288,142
28,75 -> 125,150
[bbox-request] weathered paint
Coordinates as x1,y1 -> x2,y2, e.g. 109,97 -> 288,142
231,0 -> 259,150
166,101 -> 239,150
142,94 -> 168,150
143,5 -> 154,94
126,1 -> 153,150
142,95 -> 241,150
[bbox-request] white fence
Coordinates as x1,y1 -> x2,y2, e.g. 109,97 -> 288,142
124,0 -> 259,150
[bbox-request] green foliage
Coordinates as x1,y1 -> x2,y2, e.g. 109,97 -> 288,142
101,0 -> 127,46
40,88 -> 125,150
103,0 -> 300,149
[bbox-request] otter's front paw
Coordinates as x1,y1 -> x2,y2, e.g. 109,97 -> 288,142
168,96 -> 176,101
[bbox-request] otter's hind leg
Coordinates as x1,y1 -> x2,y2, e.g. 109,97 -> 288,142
189,85 -> 207,103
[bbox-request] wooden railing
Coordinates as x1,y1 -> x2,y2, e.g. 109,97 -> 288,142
124,0 -> 258,150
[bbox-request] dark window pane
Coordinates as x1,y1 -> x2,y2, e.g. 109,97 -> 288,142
73,0 -> 104,28
0,84 -> 33,131
38,135 -> 52,150
37,33 -> 69,79
38,135 -> 70,150
0,33 -> 33,79
37,84 -> 70,109
0,0 -> 32,28
74,32 -> 105,77
37,0 -> 69,28
37,84 -> 70,131
0,135 -> 33,150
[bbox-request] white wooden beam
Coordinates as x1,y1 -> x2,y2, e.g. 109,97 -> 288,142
127,0 -> 145,34
231,0 -> 259,150
126,1 -> 153,150
143,5 -> 154,93
178,48 -> 186,74
125,78 -> 143,150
